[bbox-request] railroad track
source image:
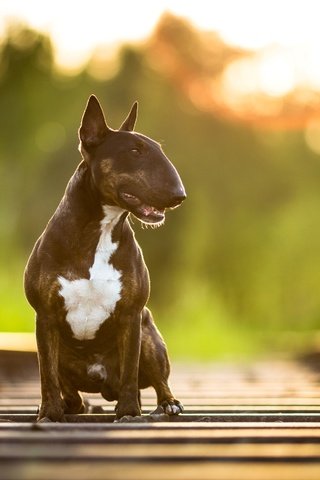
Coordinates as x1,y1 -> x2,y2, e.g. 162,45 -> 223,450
1,350 -> 320,479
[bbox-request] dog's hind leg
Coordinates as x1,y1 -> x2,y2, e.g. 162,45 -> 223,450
60,380 -> 87,414
139,308 -> 183,415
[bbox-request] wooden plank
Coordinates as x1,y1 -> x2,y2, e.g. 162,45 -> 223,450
2,421 -> 320,431
2,412 -> 320,423
1,461 -> 320,480
2,405 -> 320,415
2,426 -> 320,443
1,442 -> 320,460
0,333 -> 36,352
3,397 -> 320,406
1,355 -> 320,480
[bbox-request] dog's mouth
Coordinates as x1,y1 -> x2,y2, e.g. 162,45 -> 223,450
119,192 -> 166,225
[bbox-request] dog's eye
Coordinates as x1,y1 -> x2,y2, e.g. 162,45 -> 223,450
131,148 -> 141,155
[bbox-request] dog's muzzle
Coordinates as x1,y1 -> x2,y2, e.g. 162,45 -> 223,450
119,189 -> 186,225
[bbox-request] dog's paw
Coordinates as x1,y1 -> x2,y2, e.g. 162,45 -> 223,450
37,404 -> 66,423
115,415 -> 145,423
82,398 -> 102,414
115,401 -> 141,420
89,404 -> 105,414
159,399 -> 184,415
36,415 -> 66,423
37,416 -> 53,423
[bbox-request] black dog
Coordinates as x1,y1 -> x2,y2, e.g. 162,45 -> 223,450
24,95 -> 186,421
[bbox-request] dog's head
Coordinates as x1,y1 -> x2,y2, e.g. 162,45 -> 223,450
79,95 -> 186,226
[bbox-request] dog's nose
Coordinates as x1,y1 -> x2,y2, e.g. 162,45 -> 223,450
169,188 -> 187,208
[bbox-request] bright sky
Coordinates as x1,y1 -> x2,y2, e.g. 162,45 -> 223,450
1,0 -> 320,69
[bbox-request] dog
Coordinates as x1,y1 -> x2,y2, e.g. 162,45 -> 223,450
24,95 -> 186,421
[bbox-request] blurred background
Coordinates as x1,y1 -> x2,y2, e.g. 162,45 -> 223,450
1,0 -> 320,360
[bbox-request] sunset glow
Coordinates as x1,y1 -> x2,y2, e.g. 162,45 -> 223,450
1,1 -> 320,72
2,0 -> 320,127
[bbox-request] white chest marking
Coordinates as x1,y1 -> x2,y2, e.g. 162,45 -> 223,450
58,205 -> 124,341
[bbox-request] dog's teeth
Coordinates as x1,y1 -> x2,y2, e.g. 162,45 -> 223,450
151,207 -> 163,215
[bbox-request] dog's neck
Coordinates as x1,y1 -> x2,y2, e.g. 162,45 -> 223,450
66,161 -> 102,214
63,161 -> 127,226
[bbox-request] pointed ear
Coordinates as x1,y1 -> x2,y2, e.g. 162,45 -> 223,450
119,101 -> 138,131
79,95 -> 110,147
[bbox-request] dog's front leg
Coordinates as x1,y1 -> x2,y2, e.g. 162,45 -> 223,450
116,313 -> 142,419
36,313 -> 64,422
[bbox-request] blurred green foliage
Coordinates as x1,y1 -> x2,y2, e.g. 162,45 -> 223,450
1,18 -> 320,359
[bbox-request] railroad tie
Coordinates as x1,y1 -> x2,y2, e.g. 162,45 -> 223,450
1,350 -> 320,480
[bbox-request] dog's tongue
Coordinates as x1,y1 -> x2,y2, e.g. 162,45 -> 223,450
140,205 -> 163,217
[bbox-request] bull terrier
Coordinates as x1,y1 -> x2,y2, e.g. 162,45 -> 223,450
24,95 -> 186,421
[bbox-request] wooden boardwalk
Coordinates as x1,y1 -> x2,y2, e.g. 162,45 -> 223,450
1,350 -> 320,479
